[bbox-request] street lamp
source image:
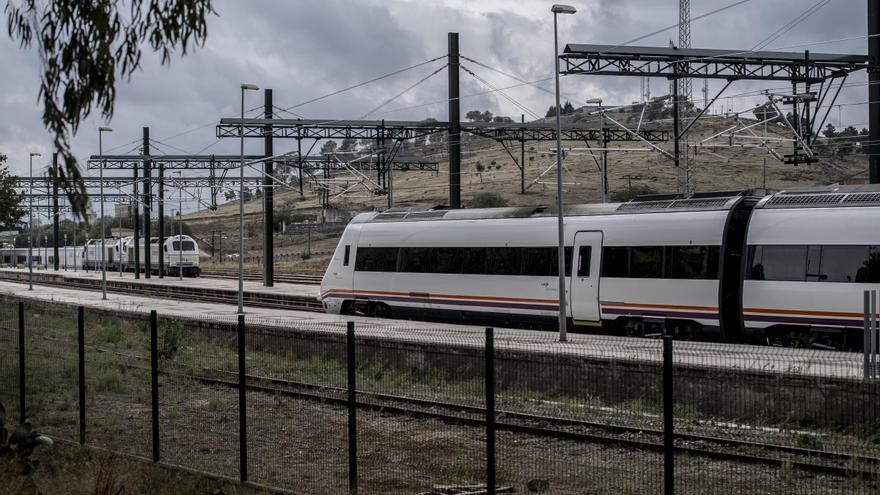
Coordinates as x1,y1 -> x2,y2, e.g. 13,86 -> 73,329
552,4 -> 575,342
99,126 -> 112,300
28,152 -> 41,289
239,83 -> 259,314
64,233 -> 68,271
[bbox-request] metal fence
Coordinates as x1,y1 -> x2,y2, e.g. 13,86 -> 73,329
3,295 -> 880,494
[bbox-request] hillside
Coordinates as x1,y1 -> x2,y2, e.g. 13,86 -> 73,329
183,110 -> 868,275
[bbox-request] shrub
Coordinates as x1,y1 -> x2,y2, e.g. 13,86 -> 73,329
469,192 -> 508,208
610,185 -> 658,203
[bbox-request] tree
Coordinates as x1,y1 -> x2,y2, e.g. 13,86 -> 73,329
481,110 -> 493,122
822,123 -> 838,138
753,102 -> 779,122
224,190 -> 236,201
545,105 -> 557,118
562,101 -> 575,115
338,138 -> 357,152
0,154 -> 25,230
465,110 -> 483,121
321,140 -> 338,155
6,0 -> 216,217
492,116 -> 513,123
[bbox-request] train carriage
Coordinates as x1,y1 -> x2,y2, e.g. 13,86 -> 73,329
742,187 -> 880,348
321,192 -> 759,340
322,185 -> 880,349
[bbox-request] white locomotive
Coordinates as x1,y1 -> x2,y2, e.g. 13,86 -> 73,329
0,235 -> 201,277
123,235 -> 201,276
320,185 -> 880,349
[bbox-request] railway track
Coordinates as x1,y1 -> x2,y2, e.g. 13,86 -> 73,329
0,270 -> 323,312
200,268 -> 322,285
171,364 -> 880,480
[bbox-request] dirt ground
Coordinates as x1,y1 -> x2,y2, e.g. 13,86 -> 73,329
16,381 -> 874,495
0,440 -> 285,495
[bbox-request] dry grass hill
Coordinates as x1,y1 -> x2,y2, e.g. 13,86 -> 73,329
183,108 -> 868,275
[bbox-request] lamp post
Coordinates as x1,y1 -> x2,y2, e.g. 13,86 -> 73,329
64,233 -> 67,270
239,83 -> 259,314
28,152 -> 41,289
552,4 -> 576,342
99,126 -> 112,299
43,234 -> 47,269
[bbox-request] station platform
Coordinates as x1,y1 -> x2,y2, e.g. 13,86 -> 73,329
0,277 -> 864,381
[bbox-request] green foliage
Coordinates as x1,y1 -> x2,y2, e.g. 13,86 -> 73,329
475,162 -> 485,172
610,185 -> 658,202
468,192 -> 508,208
0,154 -> 24,230
321,140 -> 338,155
753,102 -> 779,122
546,101 -> 576,118
6,0 -> 216,217
159,319 -> 186,360
0,402 -> 53,474
338,138 -> 357,152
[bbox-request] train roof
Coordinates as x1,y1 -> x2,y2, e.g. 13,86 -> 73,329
755,184 -> 880,210
354,189 -> 769,225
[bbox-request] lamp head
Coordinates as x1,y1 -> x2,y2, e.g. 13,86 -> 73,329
551,4 -> 576,14
586,98 -> 602,104
99,127 -> 113,132
30,152 -> 41,158
241,83 -> 259,91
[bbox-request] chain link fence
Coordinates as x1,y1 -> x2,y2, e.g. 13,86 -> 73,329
2,294 -> 880,494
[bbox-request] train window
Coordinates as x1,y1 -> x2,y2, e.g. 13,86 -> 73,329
630,246 -> 663,278
523,247 -> 553,276
432,247 -> 462,274
751,245 -> 807,281
576,246 -> 591,277
866,247 -> 880,283
486,247 -> 522,275
343,245 -> 350,266
462,248 -> 487,275
820,245 -> 873,283
399,247 -> 431,273
548,247 -> 574,277
172,241 -> 195,251
601,247 -> 629,277
805,246 -> 823,281
354,247 -> 398,272
666,245 -> 718,279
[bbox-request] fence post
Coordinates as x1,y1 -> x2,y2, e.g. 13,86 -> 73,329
238,314 -> 248,483
78,306 -> 86,444
18,301 -> 25,423
347,321 -> 358,495
866,291 -> 871,379
150,310 -> 159,462
485,327 -> 496,495
663,335 -> 674,495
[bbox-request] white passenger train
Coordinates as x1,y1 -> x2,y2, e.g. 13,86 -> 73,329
0,235 -> 201,277
320,185 -> 880,349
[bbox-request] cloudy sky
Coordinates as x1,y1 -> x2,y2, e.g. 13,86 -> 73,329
0,0 -> 870,211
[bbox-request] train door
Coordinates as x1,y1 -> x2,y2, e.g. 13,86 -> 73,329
570,231 -> 603,325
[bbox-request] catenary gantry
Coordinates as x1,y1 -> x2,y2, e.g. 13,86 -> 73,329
215,118 -> 668,142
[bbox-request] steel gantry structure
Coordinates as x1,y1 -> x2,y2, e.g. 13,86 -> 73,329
216,116 -> 668,287
215,117 -> 669,197
559,43 -> 874,193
